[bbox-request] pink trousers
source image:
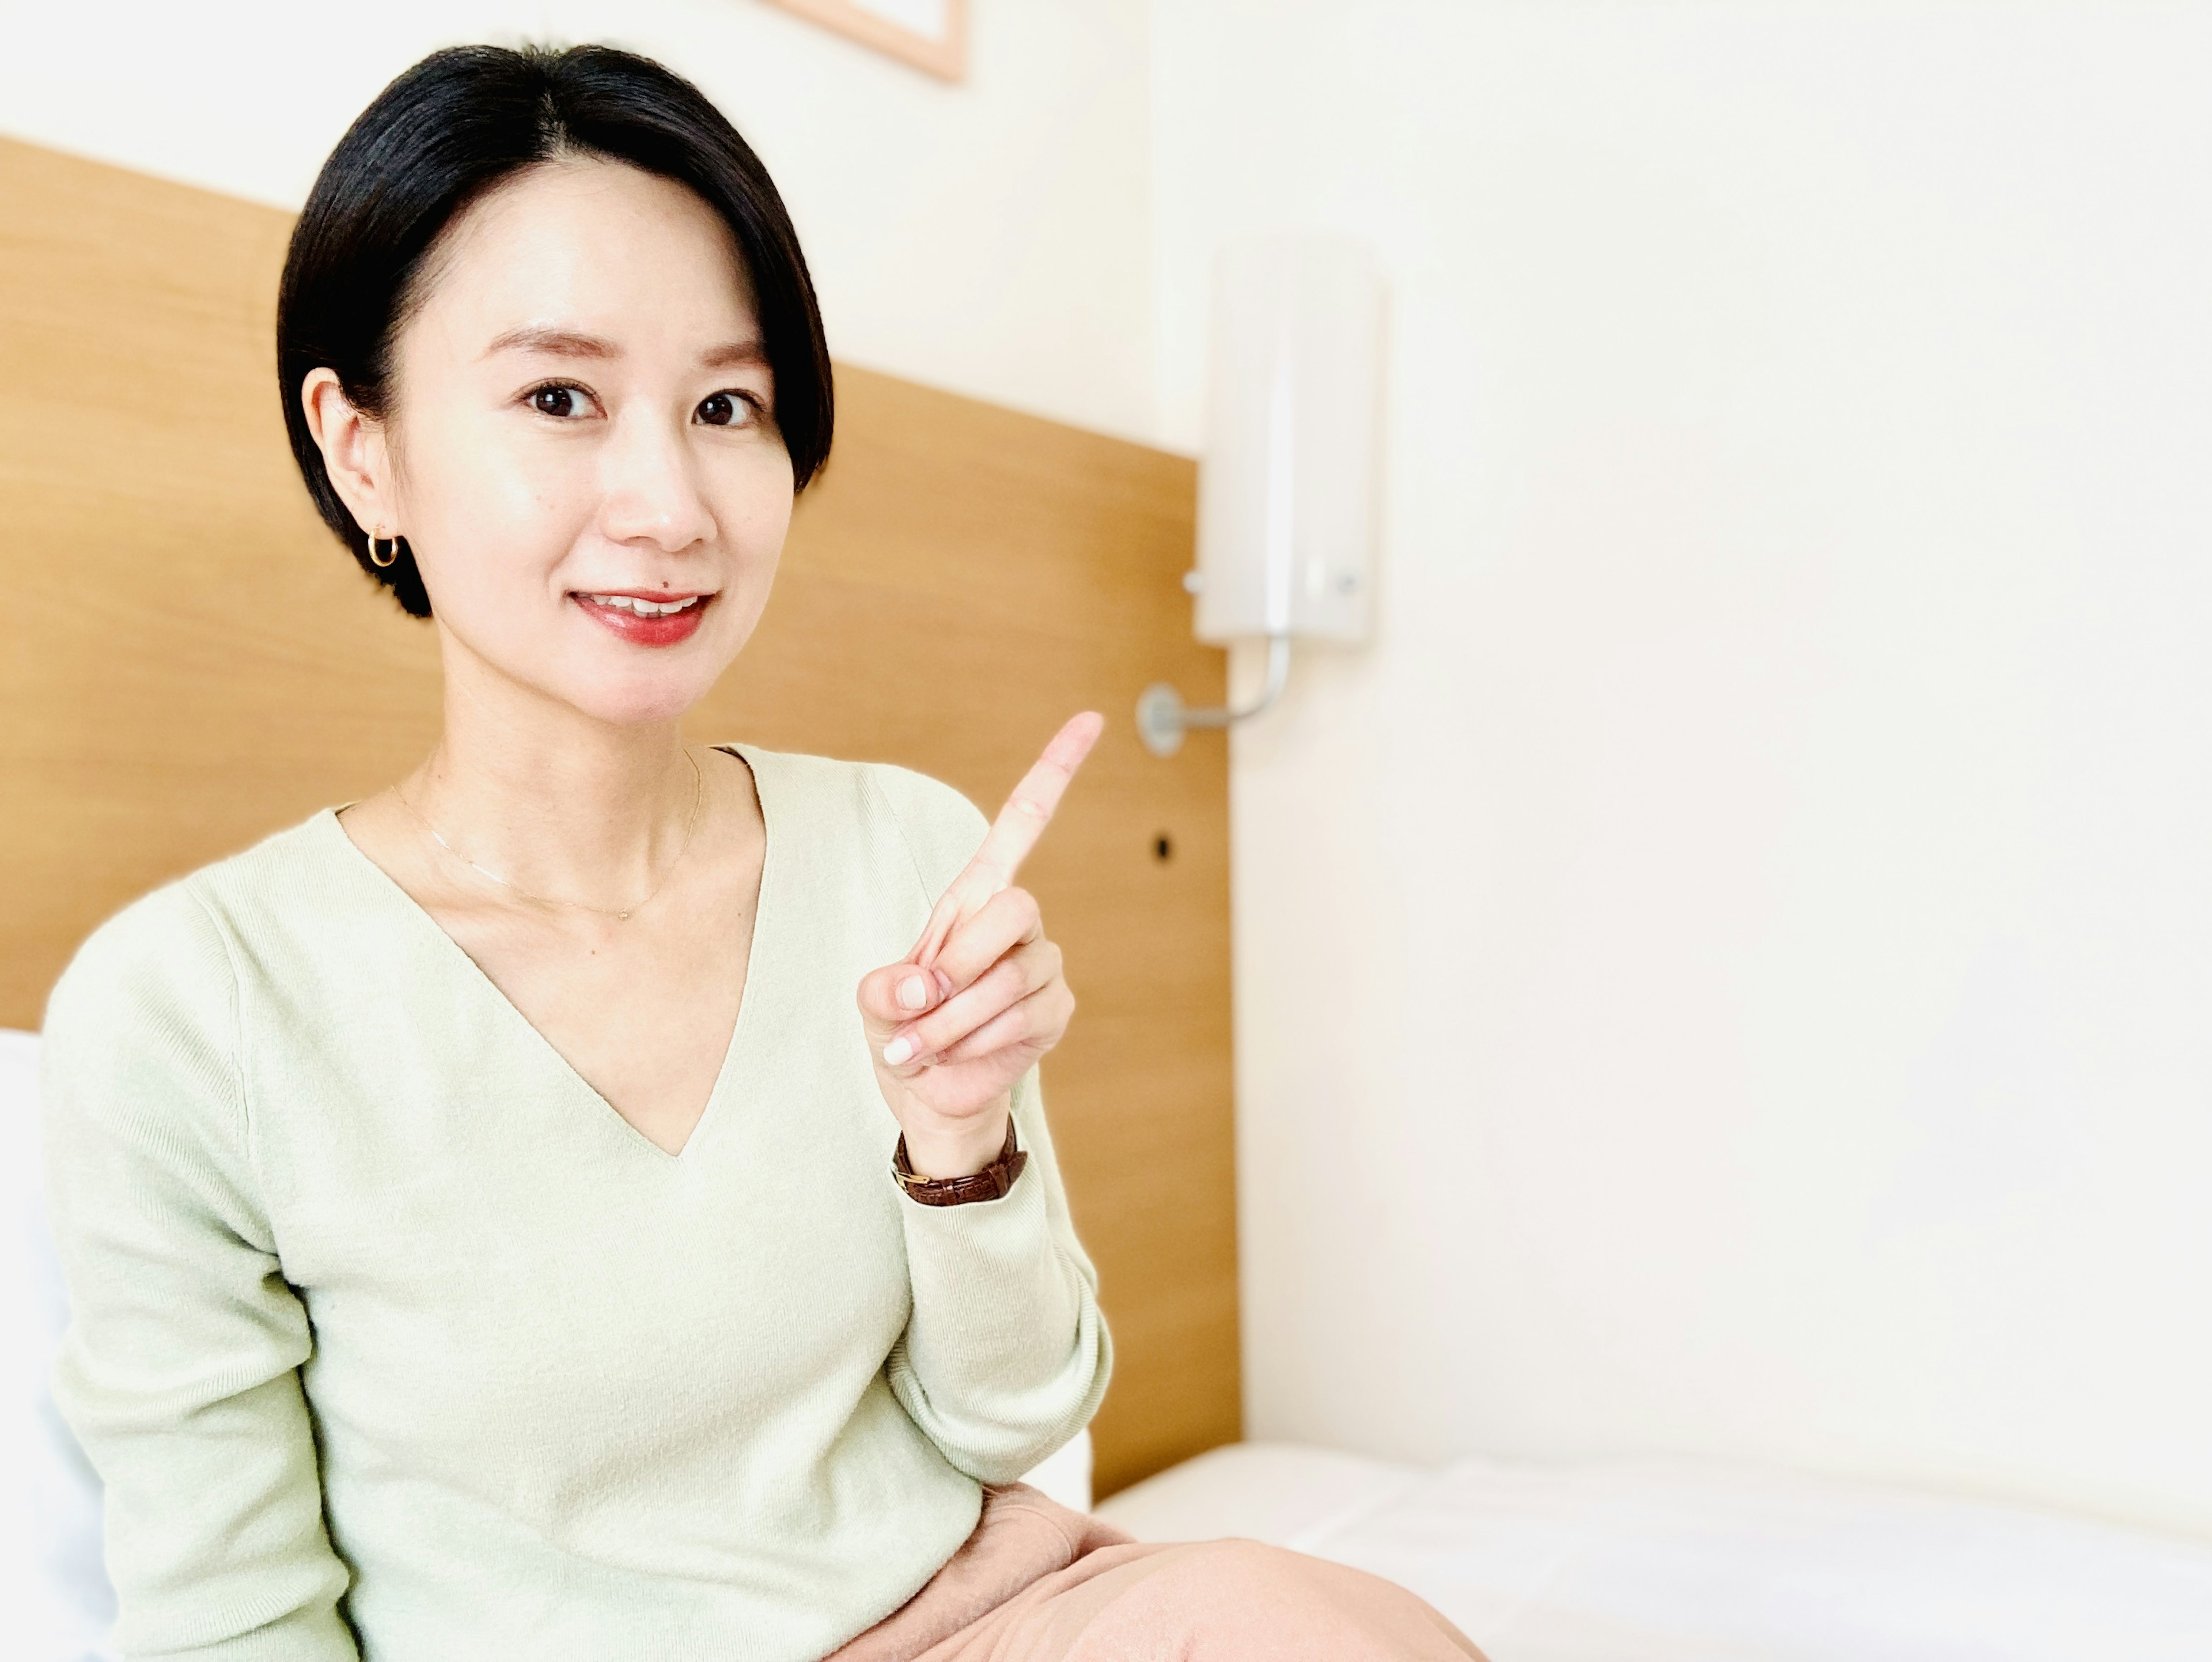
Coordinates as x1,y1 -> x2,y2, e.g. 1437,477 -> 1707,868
824,1485 -> 1487,1662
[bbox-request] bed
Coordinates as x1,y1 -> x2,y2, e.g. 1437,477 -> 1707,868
1094,1440 -> 2212,1659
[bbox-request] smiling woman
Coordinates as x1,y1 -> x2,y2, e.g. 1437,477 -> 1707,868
298,158 -> 794,735
36,41 -> 1479,1662
276,45 -> 831,625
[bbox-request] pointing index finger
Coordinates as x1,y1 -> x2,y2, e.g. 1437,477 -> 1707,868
912,711 -> 1104,968
976,711 -> 1104,883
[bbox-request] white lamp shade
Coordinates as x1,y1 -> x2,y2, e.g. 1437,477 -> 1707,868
1194,235 -> 1382,645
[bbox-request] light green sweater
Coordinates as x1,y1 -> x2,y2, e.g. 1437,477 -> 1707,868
41,747 -> 1111,1662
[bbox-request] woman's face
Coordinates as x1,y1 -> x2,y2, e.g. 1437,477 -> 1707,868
374,158 -> 794,726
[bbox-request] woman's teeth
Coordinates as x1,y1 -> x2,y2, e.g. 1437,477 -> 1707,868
582,594 -> 704,617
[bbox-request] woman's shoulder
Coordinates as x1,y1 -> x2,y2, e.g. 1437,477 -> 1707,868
37,828 -> 348,1210
733,746 -> 986,835
43,813 -> 342,1041
729,745 -> 989,887
40,870 -> 242,1132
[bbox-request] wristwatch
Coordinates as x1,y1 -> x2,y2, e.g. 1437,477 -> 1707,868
892,1119 -> 1027,1207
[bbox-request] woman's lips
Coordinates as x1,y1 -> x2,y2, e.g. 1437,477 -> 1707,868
572,590 -> 713,648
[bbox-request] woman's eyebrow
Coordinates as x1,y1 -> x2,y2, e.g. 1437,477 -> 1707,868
482,326 -> 618,361
701,339 -> 768,370
478,330 -> 764,370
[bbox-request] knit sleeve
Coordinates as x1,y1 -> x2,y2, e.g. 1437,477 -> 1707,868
865,767 -> 1113,1485
41,884 -> 357,1661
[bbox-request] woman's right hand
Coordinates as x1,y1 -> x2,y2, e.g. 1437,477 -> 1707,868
855,714 -> 1101,1178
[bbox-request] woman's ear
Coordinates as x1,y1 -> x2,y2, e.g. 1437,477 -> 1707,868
300,368 -> 397,537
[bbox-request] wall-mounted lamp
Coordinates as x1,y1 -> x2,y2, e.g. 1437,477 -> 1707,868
1138,234 -> 1383,758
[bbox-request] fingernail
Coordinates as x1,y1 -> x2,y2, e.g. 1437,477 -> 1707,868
897,975 -> 930,1011
883,1036 -> 916,1066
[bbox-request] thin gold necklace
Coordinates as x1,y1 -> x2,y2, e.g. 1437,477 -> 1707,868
395,750 -> 705,922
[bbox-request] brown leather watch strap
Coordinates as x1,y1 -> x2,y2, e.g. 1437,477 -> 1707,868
892,1119 -> 1028,1207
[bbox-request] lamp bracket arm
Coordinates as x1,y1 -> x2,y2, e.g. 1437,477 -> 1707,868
1135,635 -> 1291,758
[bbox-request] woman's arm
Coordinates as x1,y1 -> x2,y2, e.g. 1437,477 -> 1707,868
43,887 -> 357,1661
885,1065 -> 1112,1482
865,763 -> 1113,1482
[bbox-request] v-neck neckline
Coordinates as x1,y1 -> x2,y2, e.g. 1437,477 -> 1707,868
317,743 -> 778,1164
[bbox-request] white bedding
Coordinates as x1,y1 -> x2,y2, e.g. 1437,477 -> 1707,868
1094,1441 -> 2212,1660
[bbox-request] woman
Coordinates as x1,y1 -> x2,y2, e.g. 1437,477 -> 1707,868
41,43 -> 1481,1662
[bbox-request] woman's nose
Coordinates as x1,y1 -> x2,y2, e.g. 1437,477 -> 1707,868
597,410 -> 717,555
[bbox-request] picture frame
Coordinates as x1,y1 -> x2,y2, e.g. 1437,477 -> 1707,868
763,0 -> 969,84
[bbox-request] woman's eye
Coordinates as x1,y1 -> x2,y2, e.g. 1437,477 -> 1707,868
529,384 -> 590,419
695,391 -> 756,429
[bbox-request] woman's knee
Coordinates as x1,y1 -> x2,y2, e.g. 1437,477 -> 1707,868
1098,1537 -> 1484,1658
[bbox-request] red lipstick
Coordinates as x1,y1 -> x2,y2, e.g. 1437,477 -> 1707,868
571,589 -> 713,648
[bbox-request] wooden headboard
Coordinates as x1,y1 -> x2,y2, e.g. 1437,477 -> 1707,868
0,137 -> 1237,1497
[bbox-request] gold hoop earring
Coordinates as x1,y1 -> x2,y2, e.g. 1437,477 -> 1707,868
367,527 -> 400,569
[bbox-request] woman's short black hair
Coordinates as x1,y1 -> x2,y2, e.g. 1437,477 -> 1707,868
277,43 -> 834,618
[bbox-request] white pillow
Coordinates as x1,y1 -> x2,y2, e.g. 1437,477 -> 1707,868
1,1027 -> 1087,1662
1021,1426 -> 1094,1513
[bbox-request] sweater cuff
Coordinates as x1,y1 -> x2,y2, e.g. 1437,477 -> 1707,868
896,1152 -> 1088,1393
896,1150 -> 1062,1314
892,1156 -> 1101,1481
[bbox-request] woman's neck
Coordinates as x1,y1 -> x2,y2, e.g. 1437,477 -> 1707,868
401,643 -> 701,914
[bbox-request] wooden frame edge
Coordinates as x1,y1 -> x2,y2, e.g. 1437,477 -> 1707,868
763,0 -> 968,84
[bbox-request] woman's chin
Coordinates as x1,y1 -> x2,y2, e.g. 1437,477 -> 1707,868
561,669 -> 724,730
440,607 -> 751,730
519,638 -> 733,729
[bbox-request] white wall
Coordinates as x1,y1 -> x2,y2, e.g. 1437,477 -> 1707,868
0,0 -> 1154,442
1154,0 -> 2212,1535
